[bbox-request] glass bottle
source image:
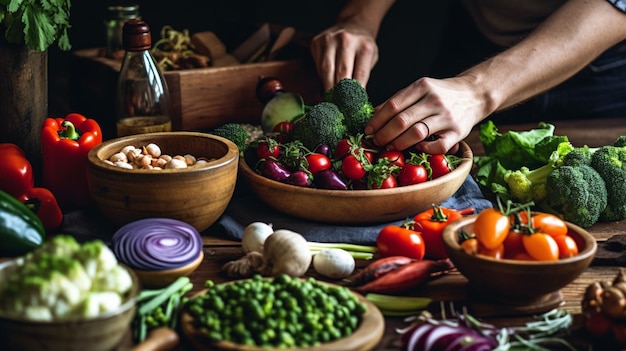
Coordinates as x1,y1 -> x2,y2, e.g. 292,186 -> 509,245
115,19 -> 172,137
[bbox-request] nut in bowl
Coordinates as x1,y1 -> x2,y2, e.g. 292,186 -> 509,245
442,215 -> 597,308
239,141 -> 473,225
87,131 -> 239,232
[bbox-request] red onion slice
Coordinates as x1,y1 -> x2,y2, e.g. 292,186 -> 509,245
112,218 -> 203,270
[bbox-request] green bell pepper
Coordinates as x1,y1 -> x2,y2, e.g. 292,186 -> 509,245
0,190 -> 45,257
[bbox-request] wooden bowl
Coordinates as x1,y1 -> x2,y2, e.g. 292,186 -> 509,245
442,215 -> 597,305
180,283 -> 385,351
87,132 -> 239,232
0,261 -> 140,351
239,141 -> 473,224
134,250 -> 204,289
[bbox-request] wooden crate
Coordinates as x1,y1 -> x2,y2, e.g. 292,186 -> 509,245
70,48 -> 322,140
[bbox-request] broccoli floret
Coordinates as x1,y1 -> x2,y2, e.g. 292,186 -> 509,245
561,145 -> 595,166
590,145 -> 626,221
323,78 -> 374,135
614,135 -> 626,147
541,164 -> 608,228
503,141 -> 573,203
209,123 -> 249,155
534,135 -> 573,164
290,101 -> 347,151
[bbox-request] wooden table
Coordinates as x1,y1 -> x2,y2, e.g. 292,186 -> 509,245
156,117 -> 626,350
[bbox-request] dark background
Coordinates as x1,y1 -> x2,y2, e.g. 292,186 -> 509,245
49,0 -> 451,116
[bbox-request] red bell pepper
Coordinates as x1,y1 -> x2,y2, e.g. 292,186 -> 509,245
0,143 -> 63,231
414,205 -> 474,260
41,113 -> 102,208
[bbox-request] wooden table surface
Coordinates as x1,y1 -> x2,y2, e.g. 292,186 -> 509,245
163,117 -> 626,350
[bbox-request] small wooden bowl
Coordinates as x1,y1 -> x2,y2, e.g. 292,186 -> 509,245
134,250 -> 204,289
442,215 -> 597,305
180,282 -> 385,351
0,261 -> 140,351
239,141 -> 473,224
87,132 -> 239,232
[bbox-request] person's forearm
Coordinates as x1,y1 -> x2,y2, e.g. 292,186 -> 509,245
336,0 -> 396,38
460,0 -> 626,116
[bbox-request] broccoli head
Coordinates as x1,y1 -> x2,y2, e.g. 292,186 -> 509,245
590,145 -> 626,221
209,123 -> 249,155
323,78 -> 374,135
542,164 -> 608,228
290,101 -> 347,151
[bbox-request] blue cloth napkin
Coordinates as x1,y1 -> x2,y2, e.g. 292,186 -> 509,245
212,174 -> 493,245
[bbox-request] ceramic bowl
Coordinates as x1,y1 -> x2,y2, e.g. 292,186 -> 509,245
442,215 -> 597,305
134,250 -> 204,289
239,141 -> 473,224
87,132 -> 239,232
0,261 -> 140,351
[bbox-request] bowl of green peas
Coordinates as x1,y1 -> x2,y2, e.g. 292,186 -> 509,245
179,274 -> 384,350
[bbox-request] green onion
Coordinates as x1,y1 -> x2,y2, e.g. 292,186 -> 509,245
308,242 -> 377,260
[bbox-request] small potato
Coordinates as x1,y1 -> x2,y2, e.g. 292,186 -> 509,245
109,152 -> 127,163
165,158 -> 187,169
144,143 -> 161,158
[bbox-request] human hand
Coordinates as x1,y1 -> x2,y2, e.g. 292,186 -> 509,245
364,76 -> 487,154
310,22 -> 379,91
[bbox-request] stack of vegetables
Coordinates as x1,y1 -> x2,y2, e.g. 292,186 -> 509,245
474,121 -> 626,228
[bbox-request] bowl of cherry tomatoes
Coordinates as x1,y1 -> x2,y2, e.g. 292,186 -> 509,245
442,210 -> 597,305
238,139 -> 473,225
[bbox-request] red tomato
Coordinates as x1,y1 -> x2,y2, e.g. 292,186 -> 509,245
414,205 -> 463,259
334,138 -> 352,160
474,208 -> 511,250
369,175 -> 397,189
522,232 -> 559,261
502,229 -> 525,259
428,154 -> 451,179
305,153 -> 331,176
256,140 -> 280,160
378,150 -> 405,168
272,121 -> 293,142
398,163 -> 429,186
341,152 -> 373,181
376,224 -> 425,260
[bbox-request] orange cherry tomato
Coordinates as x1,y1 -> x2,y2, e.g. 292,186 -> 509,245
554,234 -> 579,258
473,208 -> 510,250
460,237 -> 479,255
477,243 -> 505,259
522,232 -> 560,261
517,212 -> 568,238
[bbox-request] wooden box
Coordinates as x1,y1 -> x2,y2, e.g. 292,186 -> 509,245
69,48 -> 322,140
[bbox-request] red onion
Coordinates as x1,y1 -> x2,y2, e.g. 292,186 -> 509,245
111,218 -> 203,270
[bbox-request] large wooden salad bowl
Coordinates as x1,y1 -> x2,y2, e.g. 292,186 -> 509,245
239,141 -> 473,224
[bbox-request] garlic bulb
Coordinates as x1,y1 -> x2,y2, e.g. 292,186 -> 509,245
262,229 -> 311,277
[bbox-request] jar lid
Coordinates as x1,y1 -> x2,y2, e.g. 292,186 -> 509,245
122,19 -> 152,51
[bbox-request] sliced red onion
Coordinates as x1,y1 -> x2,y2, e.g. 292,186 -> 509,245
111,218 -> 203,270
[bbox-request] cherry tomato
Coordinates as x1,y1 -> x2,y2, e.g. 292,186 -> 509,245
305,153 -> 331,176
256,140 -> 280,160
334,138 -> 352,160
378,150 -> 405,168
414,205 -> 463,259
473,208 -> 511,250
460,237 -> 479,255
398,163 -> 429,186
376,224 -> 425,260
554,234 -> 579,258
522,232 -> 559,261
272,121 -> 293,142
477,243 -> 505,259
518,212 -> 568,238
341,155 -> 367,180
532,213 -> 568,238
428,154 -> 451,179
502,229 -> 525,259
369,174 -> 397,189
